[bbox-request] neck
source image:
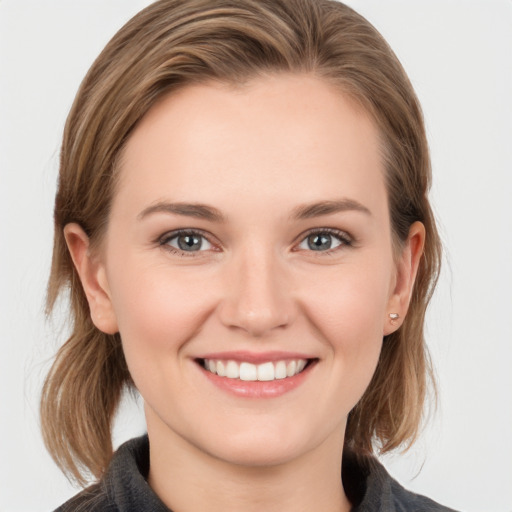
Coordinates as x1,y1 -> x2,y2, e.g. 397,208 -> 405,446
146,415 -> 351,512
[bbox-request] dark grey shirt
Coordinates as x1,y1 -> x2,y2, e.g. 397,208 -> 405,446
55,435 -> 458,511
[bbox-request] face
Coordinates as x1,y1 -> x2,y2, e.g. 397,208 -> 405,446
70,74 -> 421,468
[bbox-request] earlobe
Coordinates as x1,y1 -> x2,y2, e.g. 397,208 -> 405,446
63,223 -> 119,334
384,221 -> 425,335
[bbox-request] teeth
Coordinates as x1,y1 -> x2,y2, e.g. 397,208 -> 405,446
257,362 -> 274,381
286,360 -> 296,377
226,360 -> 239,379
216,360 -> 226,377
240,362 -> 258,381
203,358 -> 309,381
275,361 -> 287,379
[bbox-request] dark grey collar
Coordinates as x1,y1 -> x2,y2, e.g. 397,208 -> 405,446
56,435 -> 457,512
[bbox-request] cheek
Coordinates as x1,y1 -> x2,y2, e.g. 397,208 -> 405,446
106,256 -> 216,372
298,260 -> 391,400
302,259 -> 391,341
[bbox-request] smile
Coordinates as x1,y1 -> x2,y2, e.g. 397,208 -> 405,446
201,359 -> 308,381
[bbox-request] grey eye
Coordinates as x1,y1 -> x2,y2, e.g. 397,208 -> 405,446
167,233 -> 212,252
298,233 -> 343,251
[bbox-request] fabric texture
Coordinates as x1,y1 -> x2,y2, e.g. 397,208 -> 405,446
54,435 -> 458,512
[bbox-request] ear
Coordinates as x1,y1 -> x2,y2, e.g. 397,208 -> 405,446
383,221 -> 425,335
64,223 -> 119,334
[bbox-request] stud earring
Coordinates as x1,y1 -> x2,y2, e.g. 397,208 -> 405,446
389,313 -> 399,321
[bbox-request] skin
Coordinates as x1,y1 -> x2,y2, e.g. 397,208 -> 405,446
65,74 -> 424,512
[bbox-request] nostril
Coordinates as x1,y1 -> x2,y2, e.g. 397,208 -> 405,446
216,265 -> 295,336
218,305 -> 292,337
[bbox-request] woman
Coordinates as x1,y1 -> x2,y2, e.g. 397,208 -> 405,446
41,0 -> 455,510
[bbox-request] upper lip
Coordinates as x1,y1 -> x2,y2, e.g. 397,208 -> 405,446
195,351 -> 316,364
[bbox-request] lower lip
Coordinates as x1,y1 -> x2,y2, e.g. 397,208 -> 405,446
197,361 -> 316,398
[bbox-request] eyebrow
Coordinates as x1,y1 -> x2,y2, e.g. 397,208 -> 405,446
137,201 -> 225,222
290,199 -> 372,220
137,198 -> 371,223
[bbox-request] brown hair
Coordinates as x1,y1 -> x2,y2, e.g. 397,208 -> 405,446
41,0 -> 441,484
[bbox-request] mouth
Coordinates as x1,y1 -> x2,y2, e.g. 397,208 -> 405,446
196,357 -> 316,382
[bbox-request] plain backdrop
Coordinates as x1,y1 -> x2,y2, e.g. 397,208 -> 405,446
1,1 -> 511,511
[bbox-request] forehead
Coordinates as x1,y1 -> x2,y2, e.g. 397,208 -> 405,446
114,74 -> 386,218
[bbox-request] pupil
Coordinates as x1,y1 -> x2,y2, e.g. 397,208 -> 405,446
308,234 -> 331,251
178,235 -> 201,251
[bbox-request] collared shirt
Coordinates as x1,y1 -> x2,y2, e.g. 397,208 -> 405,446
55,436 -> 457,512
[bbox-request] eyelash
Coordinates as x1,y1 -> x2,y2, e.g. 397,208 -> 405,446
158,227 -> 353,257
296,227 -> 353,254
158,229 -> 216,257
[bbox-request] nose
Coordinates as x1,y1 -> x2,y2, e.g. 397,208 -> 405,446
217,243 -> 296,337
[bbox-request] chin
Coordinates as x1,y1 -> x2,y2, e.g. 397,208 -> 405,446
185,413 -> 338,469
203,434 -> 310,468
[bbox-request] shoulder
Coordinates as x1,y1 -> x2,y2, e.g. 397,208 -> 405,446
344,450 -> 459,512
52,436 -> 169,512
53,483 -> 116,512
387,477 -> 458,512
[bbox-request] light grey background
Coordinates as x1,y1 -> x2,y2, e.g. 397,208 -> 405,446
1,1 -> 511,511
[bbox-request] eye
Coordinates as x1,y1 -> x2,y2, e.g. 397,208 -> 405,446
160,230 -> 213,253
297,229 -> 351,252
